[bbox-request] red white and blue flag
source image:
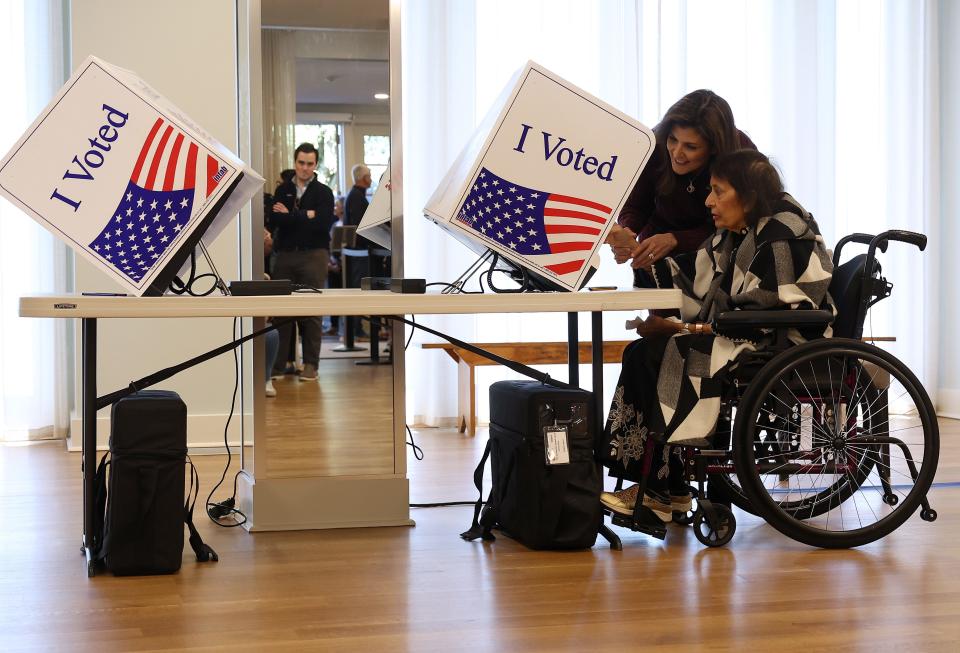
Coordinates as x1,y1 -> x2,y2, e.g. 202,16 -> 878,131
454,167 -> 611,279
87,117 -> 227,283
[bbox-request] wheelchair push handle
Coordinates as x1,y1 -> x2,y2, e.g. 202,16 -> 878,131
833,230 -> 926,267
865,230 -> 926,272
873,229 -> 927,251
833,233 -> 885,266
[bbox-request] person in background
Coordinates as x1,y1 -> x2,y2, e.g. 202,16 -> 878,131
324,196 -> 345,336
343,163 -> 373,280
263,227 -> 279,398
343,164 -> 374,340
269,143 -> 336,381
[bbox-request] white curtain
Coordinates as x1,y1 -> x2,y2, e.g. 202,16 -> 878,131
261,28 -> 297,193
0,0 -> 69,441
403,0 -> 943,425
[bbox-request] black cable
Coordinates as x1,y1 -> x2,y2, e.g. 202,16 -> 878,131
484,252 -> 529,293
168,250 -> 223,297
404,426 -> 480,507
404,314 -> 416,350
291,284 -> 324,293
405,424 -> 424,460
204,317 -> 248,527
443,250 -> 495,293
425,281 -> 484,294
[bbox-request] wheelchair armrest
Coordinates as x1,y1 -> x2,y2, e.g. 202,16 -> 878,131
713,309 -> 833,331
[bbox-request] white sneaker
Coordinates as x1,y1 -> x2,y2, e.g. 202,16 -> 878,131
265,380 -> 277,397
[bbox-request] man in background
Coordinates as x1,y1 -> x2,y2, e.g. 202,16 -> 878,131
343,164 -> 373,339
269,143 -> 335,381
345,163 -> 373,250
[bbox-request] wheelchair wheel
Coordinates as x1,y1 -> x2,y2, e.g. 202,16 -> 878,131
692,503 -> 736,547
733,338 -> 938,548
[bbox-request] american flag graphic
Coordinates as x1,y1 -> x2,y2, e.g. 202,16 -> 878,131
87,117 -> 227,283
454,167 -> 611,279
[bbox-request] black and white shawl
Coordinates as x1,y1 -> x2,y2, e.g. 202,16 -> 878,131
645,194 -> 835,443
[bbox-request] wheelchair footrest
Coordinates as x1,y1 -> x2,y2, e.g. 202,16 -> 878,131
608,507 -> 668,540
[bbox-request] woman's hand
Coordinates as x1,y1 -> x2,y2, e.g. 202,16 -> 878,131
631,232 -> 679,270
635,315 -> 682,337
605,224 -> 640,264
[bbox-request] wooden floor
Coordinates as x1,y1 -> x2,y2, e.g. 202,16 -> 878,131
1,419 -> 959,652
262,358 -> 395,478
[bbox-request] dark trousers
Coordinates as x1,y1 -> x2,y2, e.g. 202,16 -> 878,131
272,248 -> 329,369
601,337 -> 687,496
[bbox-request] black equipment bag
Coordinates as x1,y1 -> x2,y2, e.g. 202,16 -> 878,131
93,390 -> 217,575
461,380 -> 602,550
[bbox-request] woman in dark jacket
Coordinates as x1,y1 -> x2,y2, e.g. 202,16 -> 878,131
608,90 -> 756,282
600,150 -> 835,523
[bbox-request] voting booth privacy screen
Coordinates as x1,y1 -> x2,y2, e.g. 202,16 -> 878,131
356,168 -> 392,250
424,61 -> 656,292
0,56 -> 263,296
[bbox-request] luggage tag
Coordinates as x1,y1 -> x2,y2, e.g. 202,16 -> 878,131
544,425 -> 570,465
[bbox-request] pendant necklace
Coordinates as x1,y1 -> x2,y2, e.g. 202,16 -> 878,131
686,177 -> 696,193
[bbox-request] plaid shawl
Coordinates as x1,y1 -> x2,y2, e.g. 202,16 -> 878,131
643,194 -> 835,443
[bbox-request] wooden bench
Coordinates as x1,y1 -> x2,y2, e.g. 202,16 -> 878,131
422,340 -> 632,436
424,335 -> 896,437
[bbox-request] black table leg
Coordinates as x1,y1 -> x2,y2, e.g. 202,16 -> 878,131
591,311 -> 604,436
590,311 -> 622,550
567,312 -> 579,386
333,317 -> 367,353
356,317 -> 391,365
82,318 -> 98,576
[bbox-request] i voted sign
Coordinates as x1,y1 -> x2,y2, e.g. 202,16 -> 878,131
0,56 -> 263,296
424,61 -> 655,292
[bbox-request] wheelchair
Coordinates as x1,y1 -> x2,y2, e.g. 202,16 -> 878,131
604,230 -> 939,549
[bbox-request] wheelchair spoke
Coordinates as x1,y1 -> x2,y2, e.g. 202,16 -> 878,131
853,386 -> 912,434
843,444 -> 922,485
735,339 -> 938,546
764,387 -> 835,443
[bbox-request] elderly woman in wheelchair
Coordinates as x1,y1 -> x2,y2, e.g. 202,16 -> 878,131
601,149 -> 937,548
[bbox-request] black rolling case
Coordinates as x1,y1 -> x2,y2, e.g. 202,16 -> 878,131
462,380 -> 602,550
93,390 -> 216,575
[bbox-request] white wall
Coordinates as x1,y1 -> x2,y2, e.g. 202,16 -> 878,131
70,0 -> 250,447
939,0 -> 960,417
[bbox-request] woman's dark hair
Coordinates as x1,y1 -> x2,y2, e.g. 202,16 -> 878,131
654,89 -> 741,195
710,150 -> 784,227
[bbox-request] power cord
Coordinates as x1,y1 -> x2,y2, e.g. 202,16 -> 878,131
484,252 -> 530,293
405,424 -> 424,460
404,314 -> 416,351
168,250 -> 224,296
404,424 -> 482,508
292,283 -> 324,293
205,317 -> 248,527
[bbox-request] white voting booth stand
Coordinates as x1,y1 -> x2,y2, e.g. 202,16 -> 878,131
0,56 -> 263,296
424,61 -> 655,292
